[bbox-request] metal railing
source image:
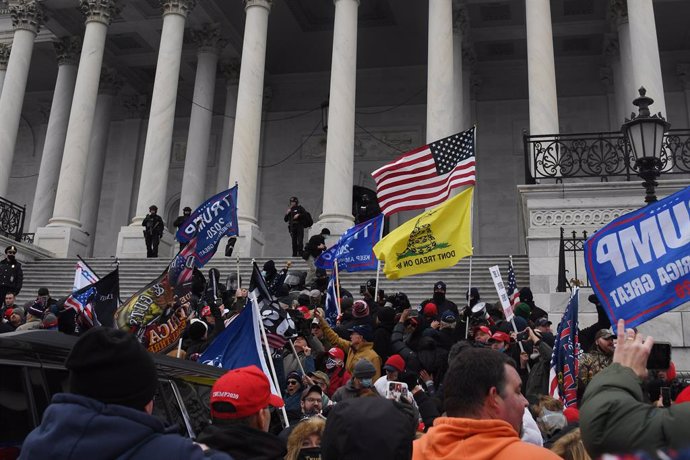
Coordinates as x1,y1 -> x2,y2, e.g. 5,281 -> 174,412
557,228 -> 591,292
0,196 -> 26,242
524,129 -> 690,184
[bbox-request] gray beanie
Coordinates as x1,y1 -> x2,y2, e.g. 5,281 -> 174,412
353,359 -> 376,379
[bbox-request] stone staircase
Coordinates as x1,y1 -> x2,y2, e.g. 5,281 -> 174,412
17,255 -> 529,308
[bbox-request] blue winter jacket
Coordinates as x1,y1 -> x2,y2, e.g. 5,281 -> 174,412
19,393 -> 232,460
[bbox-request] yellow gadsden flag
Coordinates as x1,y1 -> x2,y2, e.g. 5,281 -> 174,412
373,187 -> 474,280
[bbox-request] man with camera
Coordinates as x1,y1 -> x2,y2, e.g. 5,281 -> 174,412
580,319 -> 690,456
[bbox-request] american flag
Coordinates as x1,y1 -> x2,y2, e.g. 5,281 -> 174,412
64,286 -> 99,328
168,235 -> 198,286
549,288 -> 581,408
507,257 -> 517,297
372,126 -> 476,215
249,262 -> 296,349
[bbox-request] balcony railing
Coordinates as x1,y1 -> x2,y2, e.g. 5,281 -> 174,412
523,129 -> 690,184
0,197 -> 26,242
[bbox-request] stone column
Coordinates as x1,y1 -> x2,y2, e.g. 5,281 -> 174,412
677,64 -> 690,129
526,0 -> 559,136
117,0 -> 196,258
80,68 -> 121,255
35,0 -> 117,258
0,43 -> 11,95
600,66 -> 619,131
216,59 -> 240,192
0,1 -> 42,197
179,24 -> 221,213
452,2 -> 466,132
463,46 -> 476,127
227,0 -> 272,256
427,0 -> 455,142
603,32 -> 627,123
611,0 -> 635,115
316,0 -> 359,237
626,0 -> 666,117
29,37 -> 81,232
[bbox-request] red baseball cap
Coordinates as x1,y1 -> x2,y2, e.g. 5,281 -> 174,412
422,303 -> 438,318
210,366 -> 284,420
200,305 -> 212,317
477,326 -> 492,336
489,331 -> 511,343
296,306 -> 311,319
328,347 -> 345,361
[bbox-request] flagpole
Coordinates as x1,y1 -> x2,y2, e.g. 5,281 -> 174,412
465,255 -> 473,339
236,255 -> 241,290
374,260 -> 381,306
250,259 -> 290,428
334,258 -> 342,317
288,339 -> 308,376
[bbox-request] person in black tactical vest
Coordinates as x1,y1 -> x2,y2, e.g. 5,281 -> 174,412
0,246 -> 22,302
173,206 -> 192,251
142,205 -> 165,258
284,196 -> 307,257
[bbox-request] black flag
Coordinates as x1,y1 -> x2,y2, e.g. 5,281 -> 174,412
92,268 -> 120,327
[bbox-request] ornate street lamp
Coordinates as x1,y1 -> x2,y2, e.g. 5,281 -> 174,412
621,87 -> 670,204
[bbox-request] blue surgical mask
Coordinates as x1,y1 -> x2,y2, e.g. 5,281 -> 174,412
360,378 -> 373,388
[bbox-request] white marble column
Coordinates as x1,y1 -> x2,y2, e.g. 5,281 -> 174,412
117,0 -> 195,258
29,37 -> 80,232
626,0 -> 666,117
611,1 -> 635,116
427,0 -> 455,142
35,1 -> 117,258
452,2 -> 466,132
526,0 -> 559,136
216,59 -> 240,192
179,24 -> 221,213
227,0 -> 272,256
0,43 -> 11,96
0,1 -> 42,197
678,64 -> 690,129
80,68 -> 121,255
317,0 -> 359,236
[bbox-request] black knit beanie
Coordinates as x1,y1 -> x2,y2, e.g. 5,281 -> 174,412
65,327 -> 158,410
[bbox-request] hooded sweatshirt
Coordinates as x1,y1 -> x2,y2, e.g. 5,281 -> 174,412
412,417 -> 560,460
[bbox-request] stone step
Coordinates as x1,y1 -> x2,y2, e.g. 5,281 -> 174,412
17,255 -> 530,308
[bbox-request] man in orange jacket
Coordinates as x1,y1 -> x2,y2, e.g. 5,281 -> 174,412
413,347 -> 559,460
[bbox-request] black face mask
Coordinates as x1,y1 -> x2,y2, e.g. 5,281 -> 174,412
433,292 -> 445,304
298,447 -> 321,460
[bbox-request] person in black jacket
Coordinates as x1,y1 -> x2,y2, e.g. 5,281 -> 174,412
197,365 -> 287,460
284,196 -> 307,257
142,205 -> 165,257
0,245 -> 22,301
173,206 -> 192,251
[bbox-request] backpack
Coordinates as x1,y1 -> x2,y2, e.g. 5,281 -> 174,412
301,211 -> 314,228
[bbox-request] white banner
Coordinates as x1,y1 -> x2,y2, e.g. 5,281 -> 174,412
489,265 -> 513,321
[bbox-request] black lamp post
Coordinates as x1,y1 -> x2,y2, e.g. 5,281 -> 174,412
621,87 -> 670,204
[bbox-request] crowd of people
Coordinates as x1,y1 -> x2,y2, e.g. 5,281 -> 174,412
4,237 -> 690,459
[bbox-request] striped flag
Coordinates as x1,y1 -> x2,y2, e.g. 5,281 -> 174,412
63,286 -> 99,329
507,258 -> 517,297
372,126 -> 476,215
73,260 -> 99,292
168,235 -> 198,286
549,288 -> 581,408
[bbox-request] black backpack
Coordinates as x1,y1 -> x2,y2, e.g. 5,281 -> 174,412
301,211 -> 314,228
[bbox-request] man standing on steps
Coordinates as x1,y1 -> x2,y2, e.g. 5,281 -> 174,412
173,206 -> 192,252
284,196 -> 307,257
142,205 -> 165,258
0,246 -> 22,302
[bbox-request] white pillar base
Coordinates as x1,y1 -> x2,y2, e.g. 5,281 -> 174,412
312,215 -> 355,245
116,226 -> 175,259
35,225 -> 91,258
233,221 -> 265,258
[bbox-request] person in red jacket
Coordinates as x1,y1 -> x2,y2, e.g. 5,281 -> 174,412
324,347 -> 351,397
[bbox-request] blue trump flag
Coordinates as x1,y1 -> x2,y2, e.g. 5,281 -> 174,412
199,297 -> 280,397
315,214 -> 384,272
584,185 -> 690,328
324,271 -> 339,327
549,288 -> 581,408
176,186 -> 239,266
